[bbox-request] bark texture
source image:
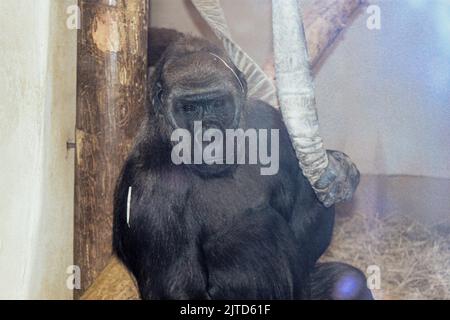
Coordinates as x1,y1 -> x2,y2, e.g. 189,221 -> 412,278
304,0 -> 362,67
74,0 -> 148,298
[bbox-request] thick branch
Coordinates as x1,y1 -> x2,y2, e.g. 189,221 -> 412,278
304,0 -> 362,67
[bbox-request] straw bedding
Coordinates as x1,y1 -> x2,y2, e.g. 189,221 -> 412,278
322,210 -> 450,300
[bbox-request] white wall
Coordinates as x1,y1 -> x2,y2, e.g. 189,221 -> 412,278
0,0 -> 77,299
315,0 -> 450,179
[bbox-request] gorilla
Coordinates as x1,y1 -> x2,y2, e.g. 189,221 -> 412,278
113,28 -> 373,300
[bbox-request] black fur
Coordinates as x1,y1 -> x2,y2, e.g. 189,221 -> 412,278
113,28 -> 371,300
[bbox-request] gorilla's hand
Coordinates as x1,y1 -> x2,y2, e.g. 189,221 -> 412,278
313,150 -> 360,208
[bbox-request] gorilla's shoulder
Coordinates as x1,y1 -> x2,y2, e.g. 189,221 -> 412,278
245,99 -> 298,168
245,99 -> 285,131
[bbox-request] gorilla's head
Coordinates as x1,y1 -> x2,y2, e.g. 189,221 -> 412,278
149,36 -> 248,176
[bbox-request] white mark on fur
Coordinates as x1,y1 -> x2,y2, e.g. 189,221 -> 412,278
127,186 -> 132,228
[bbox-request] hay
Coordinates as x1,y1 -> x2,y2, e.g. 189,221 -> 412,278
321,211 -> 450,300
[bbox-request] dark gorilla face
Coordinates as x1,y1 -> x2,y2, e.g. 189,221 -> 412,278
151,47 -> 247,176
159,51 -> 245,131
171,91 -> 237,132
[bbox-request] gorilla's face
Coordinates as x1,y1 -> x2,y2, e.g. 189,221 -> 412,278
156,51 -> 245,131
171,90 -> 237,133
152,50 -> 247,176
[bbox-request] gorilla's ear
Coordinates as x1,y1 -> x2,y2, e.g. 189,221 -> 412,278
148,57 -> 165,116
151,80 -> 164,115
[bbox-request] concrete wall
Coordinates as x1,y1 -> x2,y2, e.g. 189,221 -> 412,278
316,0 -> 450,179
0,0 -> 77,299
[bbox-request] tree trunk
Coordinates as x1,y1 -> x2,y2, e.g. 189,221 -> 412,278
74,0 -> 148,298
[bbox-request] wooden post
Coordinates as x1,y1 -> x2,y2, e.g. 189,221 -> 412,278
81,256 -> 139,300
75,0 -> 148,298
304,0 -> 362,67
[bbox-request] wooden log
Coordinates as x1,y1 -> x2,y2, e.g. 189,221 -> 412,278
80,0 -> 362,300
81,255 -> 139,300
303,0 -> 362,67
74,0 -> 149,298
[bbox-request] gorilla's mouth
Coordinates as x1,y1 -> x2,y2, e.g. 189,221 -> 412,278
188,162 -> 237,178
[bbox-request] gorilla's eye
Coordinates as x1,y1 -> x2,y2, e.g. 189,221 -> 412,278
183,104 -> 197,113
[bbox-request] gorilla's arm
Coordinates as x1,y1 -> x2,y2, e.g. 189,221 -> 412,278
288,175 -> 335,268
113,153 -> 209,300
246,99 -> 335,269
